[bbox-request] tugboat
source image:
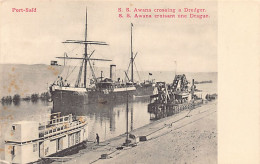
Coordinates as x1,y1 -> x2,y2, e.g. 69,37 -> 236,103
50,9 -> 155,112
148,74 -> 203,119
4,112 -> 88,164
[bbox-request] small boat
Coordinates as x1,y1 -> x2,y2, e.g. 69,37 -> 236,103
4,112 -> 88,164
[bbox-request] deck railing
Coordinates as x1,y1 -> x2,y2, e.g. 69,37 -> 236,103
38,115 -> 87,138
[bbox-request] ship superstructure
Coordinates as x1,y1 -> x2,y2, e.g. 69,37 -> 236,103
5,113 -> 88,164
148,74 -> 203,119
50,9 -> 155,111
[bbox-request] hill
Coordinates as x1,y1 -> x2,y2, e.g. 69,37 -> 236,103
0,64 -> 217,98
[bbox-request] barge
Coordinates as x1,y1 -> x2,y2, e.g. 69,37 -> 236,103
5,113 -> 88,164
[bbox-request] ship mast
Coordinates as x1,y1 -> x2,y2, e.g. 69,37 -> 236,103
57,8 -> 110,88
84,8 -> 88,88
131,23 -> 134,83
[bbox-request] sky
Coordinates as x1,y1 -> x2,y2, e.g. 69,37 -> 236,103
0,0 -> 217,72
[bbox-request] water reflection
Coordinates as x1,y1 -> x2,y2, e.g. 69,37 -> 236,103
52,96 -> 151,141
1,101 -> 12,106
0,101 -> 52,159
131,107 -> 133,131
13,100 -> 21,106
0,96 -> 152,158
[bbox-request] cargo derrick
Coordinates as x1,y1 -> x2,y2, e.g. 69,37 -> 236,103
148,74 -> 202,120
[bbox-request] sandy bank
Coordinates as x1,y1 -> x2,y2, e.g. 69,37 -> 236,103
54,101 -> 217,164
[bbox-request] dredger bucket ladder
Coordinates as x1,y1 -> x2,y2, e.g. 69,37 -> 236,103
172,74 -> 188,91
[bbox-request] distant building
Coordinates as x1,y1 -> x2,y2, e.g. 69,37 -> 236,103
50,61 -> 58,66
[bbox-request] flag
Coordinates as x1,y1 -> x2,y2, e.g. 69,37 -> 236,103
149,73 -> 152,75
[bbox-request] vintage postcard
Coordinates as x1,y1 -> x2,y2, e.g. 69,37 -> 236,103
0,0 -> 259,163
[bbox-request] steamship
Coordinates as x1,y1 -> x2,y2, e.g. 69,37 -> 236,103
50,10 -> 155,111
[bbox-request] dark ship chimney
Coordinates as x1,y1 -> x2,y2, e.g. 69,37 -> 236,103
110,64 -> 116,81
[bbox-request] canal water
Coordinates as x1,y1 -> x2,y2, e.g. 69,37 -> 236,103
0,97 -> 151,159
0,72 -> 217,159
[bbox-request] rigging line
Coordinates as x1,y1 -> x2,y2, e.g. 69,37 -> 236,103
75,60 -> 84,87
66,64 -> 78,80
126,52 -> 138,73
88,60 -> 96,81
135,52 -> 143,71
87,51 -> 97,82
64,42 -> 81,54
59,54 -> 74,79
57,52 -> 72,81
65,64 -> 71,80
64,56 -> 77,80
69,45 -> 80,54
134,61 -> 141,82
78,62 -> 83,85
126,60 -> 131,75
53,64 -> 67,82
64,44 -> 85,81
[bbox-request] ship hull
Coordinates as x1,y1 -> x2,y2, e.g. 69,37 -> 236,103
51,85 -> 155,113
135,84 -> 155,96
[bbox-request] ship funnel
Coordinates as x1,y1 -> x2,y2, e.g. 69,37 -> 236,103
110,64 -> 116,81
